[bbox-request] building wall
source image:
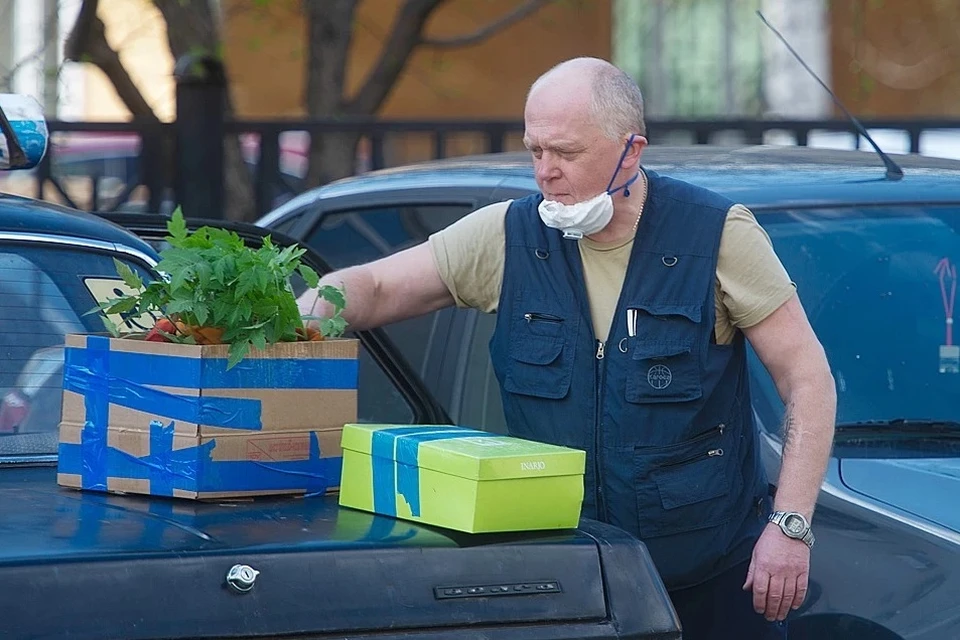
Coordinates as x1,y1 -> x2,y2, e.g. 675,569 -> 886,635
829,0 -> 960,117
222,0 -> 611,121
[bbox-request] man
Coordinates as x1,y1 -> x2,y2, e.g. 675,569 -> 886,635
300,57 -> 837,639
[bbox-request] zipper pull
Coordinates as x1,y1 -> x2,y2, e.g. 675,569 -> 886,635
708,448 -> 723,457
718,423 -> 725,435
596,340 -> 605,360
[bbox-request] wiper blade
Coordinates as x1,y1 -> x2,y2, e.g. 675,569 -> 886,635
835,419 -> 960,439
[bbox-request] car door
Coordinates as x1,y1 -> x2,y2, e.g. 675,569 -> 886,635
0,231 -> 157,455
269,191 -> 486,416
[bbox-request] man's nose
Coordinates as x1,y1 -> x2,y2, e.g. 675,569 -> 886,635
535,156 -> 561,182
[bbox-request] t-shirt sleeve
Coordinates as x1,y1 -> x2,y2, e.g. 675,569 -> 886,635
427,200 -> 510,313
716,204 -> 797,328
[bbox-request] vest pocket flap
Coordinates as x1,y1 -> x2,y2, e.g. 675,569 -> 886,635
630,340 -> 693,361
654,457 -> 729,509
510,336 -> 563,365
631,302 -> 703,323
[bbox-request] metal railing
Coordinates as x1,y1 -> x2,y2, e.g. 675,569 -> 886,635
17,116 -> 960,220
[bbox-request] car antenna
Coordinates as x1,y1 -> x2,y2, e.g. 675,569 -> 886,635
756,10 -> 904,181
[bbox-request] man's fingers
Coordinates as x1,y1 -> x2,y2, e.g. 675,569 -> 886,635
777,578 -> 796,621
765,577 -> 785,621
792,573 -> 809,610
752,572 -> 770,615
742,561 -> 755,591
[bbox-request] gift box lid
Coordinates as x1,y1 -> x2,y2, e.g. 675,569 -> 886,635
341,424 -> 585,481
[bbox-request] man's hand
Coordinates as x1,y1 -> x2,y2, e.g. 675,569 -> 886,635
295,243 -> 455,333
742,523 -> 810,621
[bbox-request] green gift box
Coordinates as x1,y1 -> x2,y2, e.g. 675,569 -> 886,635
338,424 -> 586,533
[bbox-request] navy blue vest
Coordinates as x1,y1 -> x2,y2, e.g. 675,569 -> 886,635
489,170 -> 769,589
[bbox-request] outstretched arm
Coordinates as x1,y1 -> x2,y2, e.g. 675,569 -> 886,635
298,242 -> 454,332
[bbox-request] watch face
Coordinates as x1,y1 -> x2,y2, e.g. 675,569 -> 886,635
784,514 -> 805,536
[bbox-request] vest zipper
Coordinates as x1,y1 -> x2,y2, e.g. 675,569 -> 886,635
594,339 -> 608,520
658,447 -> 724,470
524,312 -> 563,323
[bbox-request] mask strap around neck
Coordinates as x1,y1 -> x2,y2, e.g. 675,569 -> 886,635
605,133 -> 640,197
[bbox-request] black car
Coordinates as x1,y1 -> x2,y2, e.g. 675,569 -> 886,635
256,145 -> 960,640
0,118 -> 681,637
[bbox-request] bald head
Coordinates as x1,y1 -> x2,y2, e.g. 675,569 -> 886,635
527,57 -> 646,140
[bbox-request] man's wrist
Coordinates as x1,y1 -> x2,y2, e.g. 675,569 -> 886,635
767,510 -> 816,548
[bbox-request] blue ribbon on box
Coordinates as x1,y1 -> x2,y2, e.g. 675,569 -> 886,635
60,335 -> 349,495
370,426 -> 498,517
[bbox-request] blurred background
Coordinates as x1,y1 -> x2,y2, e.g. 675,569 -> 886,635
2,0 -> 959,222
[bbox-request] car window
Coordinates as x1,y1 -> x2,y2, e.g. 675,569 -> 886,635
456,311 -> 508,434
0,239 -> 415,457
302,202 -> 475,383
754,204 -> 960,431
454,204 -> 960,440
0,243 -> 154,455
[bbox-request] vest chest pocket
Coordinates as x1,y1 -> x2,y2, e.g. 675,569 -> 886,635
504,310 -> 577,400
626,340 -> 703,403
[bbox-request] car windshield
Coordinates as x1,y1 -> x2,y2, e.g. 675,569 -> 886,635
749,204 -> 960,431
0,243 -> 155,458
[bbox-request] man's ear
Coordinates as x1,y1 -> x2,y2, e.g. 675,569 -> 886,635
622,134 -> 648,169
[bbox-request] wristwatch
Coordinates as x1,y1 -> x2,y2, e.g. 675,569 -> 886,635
768,511 -> 815,548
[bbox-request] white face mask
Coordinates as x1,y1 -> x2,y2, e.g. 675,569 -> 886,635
536,133 -> 641,240
538,191 -> 614,240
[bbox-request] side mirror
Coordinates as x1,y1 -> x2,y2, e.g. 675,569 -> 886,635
0,94 -> 48,171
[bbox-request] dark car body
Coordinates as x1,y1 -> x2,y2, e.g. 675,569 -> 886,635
256,145 -> 960,640
0,196 -> 681,639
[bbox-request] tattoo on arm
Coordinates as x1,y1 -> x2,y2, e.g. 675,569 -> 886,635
782,404 -> 799,451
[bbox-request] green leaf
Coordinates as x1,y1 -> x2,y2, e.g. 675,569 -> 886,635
114,259 -> 143,290
167,206 -> 188,243
320,315 -> 348,338
101,315 -> 121,337
227,341 -> 249,370
251,330 -> 267,352
299,265 -> 319,289
319,284 -> 346,311
193,303 -> 210,327
104,296 -> 140,315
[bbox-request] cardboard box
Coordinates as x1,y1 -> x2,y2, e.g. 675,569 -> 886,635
57,334 -> 358,499
338,424 -> 586,533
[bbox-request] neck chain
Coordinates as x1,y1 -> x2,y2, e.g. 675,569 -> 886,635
631,170 -> 649,234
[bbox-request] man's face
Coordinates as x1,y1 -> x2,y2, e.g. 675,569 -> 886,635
523,88 -> 623,205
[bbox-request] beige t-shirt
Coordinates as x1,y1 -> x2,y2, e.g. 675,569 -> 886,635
428,200 -> 796,344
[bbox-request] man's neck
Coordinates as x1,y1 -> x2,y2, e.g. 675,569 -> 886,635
586,170 -> 648,244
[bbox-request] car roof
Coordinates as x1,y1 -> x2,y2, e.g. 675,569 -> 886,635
260,145 -> 960,226
0,193 -> 159,260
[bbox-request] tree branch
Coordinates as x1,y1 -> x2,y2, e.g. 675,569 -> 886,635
152,0 -> 220,64
64,0 -> 99,62
420,0 -> 553,48
345,0 -> 446,115
64,0 -> 159,121
303,0 -> 358,116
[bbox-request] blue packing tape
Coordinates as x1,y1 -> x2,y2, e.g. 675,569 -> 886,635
370,426 -> 498,517
63,357 -> 263,431
64,335 -> 336,494
80,336 -> 111,491
58,420 -> 341,495
63,345 -> 358,390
